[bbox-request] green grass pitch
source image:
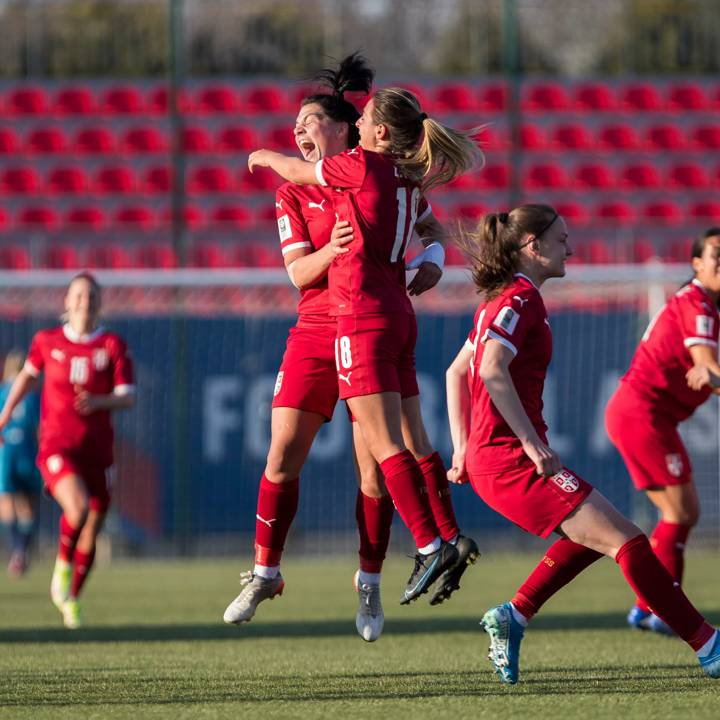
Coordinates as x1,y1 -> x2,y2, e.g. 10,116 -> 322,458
2,551 -> 719,719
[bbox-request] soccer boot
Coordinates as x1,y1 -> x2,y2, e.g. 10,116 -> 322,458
400,540 -> 459,605
481,602 -> 525,685
646,613 -> 675,636
429,535 -> 480,606
699,630 -> 720,679
353,571 -> 384,642
62,598 -> 83,629
50,559 -> 72,612
223,570 -> 284,624
627,604 -> 652,630
7,550 -> 28,578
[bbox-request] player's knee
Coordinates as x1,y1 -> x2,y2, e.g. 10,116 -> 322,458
358,464 -> 385,498
66,502 -> 89,528
673,506 -> 700,528
263,455 -> 301,484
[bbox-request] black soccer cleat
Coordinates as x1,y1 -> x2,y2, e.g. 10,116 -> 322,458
400,540 -> 459,605
428,535 -> 480,605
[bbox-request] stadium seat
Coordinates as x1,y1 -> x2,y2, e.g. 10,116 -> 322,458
181,126 -> 213,154
454,202 -> 487,221
2,167 -> 41,194
65,206 -> 107,230
54,86 -> 95,115
26,127 -> 67,154
115,205 -> 156,229
7,86 -> 48,115
0,128 -> 19,154
247,242 -> 283,267
187,165 -> 234,194
143,165 -> 172,194
444,244 -> 466,266
573,239 -> 613,264
239,167 -> 278,192
121,126 -> 168,154
160,205 -> 205,229
135,244 -> 178,268
195,85 -> 239,114
434,83 -> 478,112
188,243 -> 228,268
642,200 -> 682,224
555,201 -> 590,227
645,124 -> 686,150
389,83 -> 434,112
18,205 -> 59,229
101,85 -> 143,115
86,244 -> 133,269
620,83 -> 662,111
0,206 -> 10,233
689,200 -> 720,220
574,82 -> 616,111
518,123 -> 546,150
692,125 -> 720,150
217,125 -> 259,152
620,163 -> 662,189
628,239 -> 657,263
146,85 -> 191,115
666,82 -> 708,111
597,123 -> 641,151
595,201 -> 636,224
254,205 -> 278,224
523,162 -> 567,189
473,124 -> 505,152
476,163 -> 509,190
210,204 -> 254,227
74,126 -> 115,154
668,238 -> 692,262
94,165 -> 137,194
0,245 -> 30,269
667,163 -> 709,188
243,85 -> 287,114
550,124 -> 593,151
574,163 -> 614,190
265,125 -> 296,151
47,166 -> 88,194
42,244 -> 81,269
522,83 -> 570,112
478,83 -> 507,112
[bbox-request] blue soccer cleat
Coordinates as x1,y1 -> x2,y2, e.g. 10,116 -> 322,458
480,602 -> 525,684
646,613 -> 675,636
699,631 -> 720,679
627,604 -> 652,630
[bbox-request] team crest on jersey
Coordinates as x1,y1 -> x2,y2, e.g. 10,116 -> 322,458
47,454 -> 63,475
277,214 -> 292,242
696,315 -> 714,337
50,349 -> 65,363
93,348 -> 109,371
665,453 -> 683,478
274,371 -> 284,397
550,469 -> 579,493
493,306 -> 519,335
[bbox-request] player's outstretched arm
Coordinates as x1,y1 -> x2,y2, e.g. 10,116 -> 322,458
446,345 -> 473,484
248,150 -> 319,185
0,369 -> 38,434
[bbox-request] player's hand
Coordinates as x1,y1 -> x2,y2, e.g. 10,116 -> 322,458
447,451 -> 469,484
248,149 -> 272,173
686,364 -> 714,391
521,438 -> 562,477
406,261 -> 442,296
74,390 -> 98,416
328,220 -> 353,256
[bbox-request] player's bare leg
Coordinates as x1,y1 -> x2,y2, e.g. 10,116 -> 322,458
6,492 -> 37,576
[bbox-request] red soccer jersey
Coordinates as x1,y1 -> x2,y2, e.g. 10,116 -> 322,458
24,325 -> 134,467
315,146 -> 430,316
465,274 -> 553,473
275,182 -> 337,317
622,279 -> 719,422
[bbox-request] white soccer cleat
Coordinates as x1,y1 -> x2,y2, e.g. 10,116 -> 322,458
61,598 -> 83,629
354,571 -> 384,643
50,559 -> 72,612
223,570 -> 284,625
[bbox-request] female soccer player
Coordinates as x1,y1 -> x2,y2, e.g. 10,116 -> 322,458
246,86 -> 481,604
224,57 -> 477,639
445,205 -> 720,683
0,350 -> 41,577
606,226 -> 720,635
0,272 -> 134,628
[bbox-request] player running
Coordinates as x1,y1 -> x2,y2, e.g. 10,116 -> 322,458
445,205 -> 720,683
0,272 -> 134,628
606,226 -> 720,635
246,86 -> 481,605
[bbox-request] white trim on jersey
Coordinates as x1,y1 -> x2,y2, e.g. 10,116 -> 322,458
315,160 -> 327,187
281,241 -> 311,256
417,203 -> 432,224
481,328 -> 518,356
463,338 -> 475,352
683,337 -> 718,348
113,384 -> 136,396
63,324 -> 106,344
513,272 -> 539,290
23,360 -> 39,378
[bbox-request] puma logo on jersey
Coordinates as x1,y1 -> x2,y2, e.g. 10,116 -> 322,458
512,295 -> 528,308
308,200 -> 326,212
256,514 -> 277,528
347,147 -> 359,156
50,349 -> 65,363
275,200 -> 284,209
338,371 -> 352,386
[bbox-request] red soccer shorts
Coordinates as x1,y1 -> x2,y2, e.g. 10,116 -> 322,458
468,455 -> 593,538
272,315 -> 339,421
605,382 -> 692,490
38,445 -> 112,513
334,312 -> 419,401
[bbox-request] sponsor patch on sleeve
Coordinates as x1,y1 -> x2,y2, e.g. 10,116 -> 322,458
696,315 -> 714,337
277,214 -> 292,242
492,306 -> 520,335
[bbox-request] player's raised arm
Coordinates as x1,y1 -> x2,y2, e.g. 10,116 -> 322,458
0,368 -> 38,434
248,149 -> 319,185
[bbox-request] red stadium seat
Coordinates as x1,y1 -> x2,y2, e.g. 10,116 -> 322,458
473,124 -> 505,152
26,127 -> 67,154
692,125 -> 720,150
523,163 -> 567,189
0,206 -> 9,233
667,163 -> 709,188
42,244 -> 81,269
187,165 -> 234,194
86,244 -> 133,269
7,86 -> 48,115
254,205 -> 277,224
478,84 -> 507,112
628,239 -> 657,263
265,125 -> 296,151
239,167 -> 278,192
115,205 -> 156,229
210,204 -> 254,227
2,167 -> 41,194
668,239 -> 692,262
522,83 -> 570,112
243,85 -> 287,114
434,83 -> 478,112
667,82 -> 708,111
0,245 -> 31,269
555,201 -> 590,227
18,205 -> 59,229
120,126 -> 168,154
597,123 -> 640,151
642,201 -> 682,224
181,126 -> 213,154
146,85 -> 191,115
54,86 -> 95,115
188,243 -> 227,268
143,165 -> 172,194
574,82 -> 616,111
101,85 -> 143,115
573,239 -> 613,264
444,244 -> 466,266
454,203 -> 487,221
595,201 -> 636,224
645,124 -> 686,150
689,201 -> 720,220
74,126 -> 115,154
47,166 -> 88,194
620,163 -> 661,189
246,242 -> 282,268
574,163 -> 614,190
389,83 -> 434,112
550,124 -> 593,151
95,165 -> 137,194
66,206 -> 107,230
217,125 -> 259,152
195,85 -> 239,114
518,123 -> 546,150
0,128 -> 19,154
160,205 -> 205,229
476,163 -> 509,190
620,83 -> 662,111
136,244 -> 178,268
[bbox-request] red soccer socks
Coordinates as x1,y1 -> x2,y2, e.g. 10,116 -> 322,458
356,490 -> 394,573
70,547 -> 96,598
254,475 -> 299,568
57,514 -> 82,564
417,452 -> 460,543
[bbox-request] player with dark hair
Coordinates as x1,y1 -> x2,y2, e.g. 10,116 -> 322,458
606,226 -> 720,635
445,206 -> 720,683
246,84 -> 481,605
0,272 -> 134,628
